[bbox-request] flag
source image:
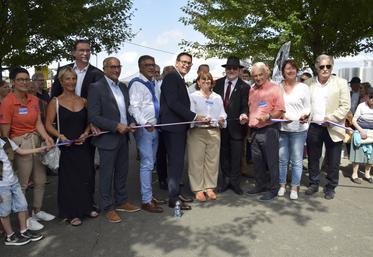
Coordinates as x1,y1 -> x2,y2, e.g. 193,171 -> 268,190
272,41 -> 291,84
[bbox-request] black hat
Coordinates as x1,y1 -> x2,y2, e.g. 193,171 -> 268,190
222,56 -> 244,68
349,77 -> 361,84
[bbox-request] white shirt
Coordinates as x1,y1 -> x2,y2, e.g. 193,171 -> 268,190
0,138 -> 19,187
353,102 -> 373,123
73,63 -> 89,96
128,74 -> 159,125
190,91 -> 227,128
224,77 -> 238,99
281,82 -> 311,132
105,76 -> 127,125
311,77 -> 330,122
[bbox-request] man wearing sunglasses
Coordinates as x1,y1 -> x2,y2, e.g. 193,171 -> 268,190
214,56 -> 249,195
304,54 -> 350,200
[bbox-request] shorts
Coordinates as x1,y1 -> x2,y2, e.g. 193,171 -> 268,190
0,183 -> 28,217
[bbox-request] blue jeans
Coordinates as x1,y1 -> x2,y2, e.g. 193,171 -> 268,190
279,130 -> 307,186
0,183 -> 28,217
135,128 -> 158,203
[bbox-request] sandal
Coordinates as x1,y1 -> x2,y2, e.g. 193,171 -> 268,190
70,218 -> 82,226
195,191 -> 206,202
206,189 -> 217,200
89,211 -> 99,218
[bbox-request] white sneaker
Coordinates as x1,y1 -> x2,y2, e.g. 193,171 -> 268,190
27,217 -> 44,231
32,210 -> 55,221
290,190 -> 298,200
277,187 -> 286,197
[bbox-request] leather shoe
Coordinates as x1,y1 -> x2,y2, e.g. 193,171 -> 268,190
246,187 -> 267,195
178,194 -> 193,203
152,196 -> 167,205
168,201 -> 192,210
141,202 -> 163,213
259,191 -> 277,201
230,184 -> 243,195
159,180 -> 168,190
305,186 -> 319,196
324,191 -> 335,200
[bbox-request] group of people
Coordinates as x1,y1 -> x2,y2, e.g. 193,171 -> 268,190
0,39 -> 372,246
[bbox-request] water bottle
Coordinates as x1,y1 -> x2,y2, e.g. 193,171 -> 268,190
174,200 -> 183,218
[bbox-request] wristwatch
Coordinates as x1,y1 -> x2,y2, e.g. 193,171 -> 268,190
267,113 -> 272,121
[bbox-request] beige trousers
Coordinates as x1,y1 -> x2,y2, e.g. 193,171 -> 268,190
12,132 -> 46,209
187,128 -> 220,192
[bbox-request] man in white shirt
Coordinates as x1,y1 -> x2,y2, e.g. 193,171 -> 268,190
128,55 -> 163,213
305,54 -> 350,200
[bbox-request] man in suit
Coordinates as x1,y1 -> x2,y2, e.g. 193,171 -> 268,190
214,56 -> 249,195
88,57 -> 140,223
51,39 -> 103,98
160,52 -> 206,210
305,54 -> 350,200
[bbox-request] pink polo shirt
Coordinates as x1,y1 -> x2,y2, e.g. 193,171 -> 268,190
248,81 -> 285,128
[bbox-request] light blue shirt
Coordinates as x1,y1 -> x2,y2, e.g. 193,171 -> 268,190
105,76 -> 127,125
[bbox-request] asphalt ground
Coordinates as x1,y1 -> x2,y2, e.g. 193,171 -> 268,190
1,138 -> 373,257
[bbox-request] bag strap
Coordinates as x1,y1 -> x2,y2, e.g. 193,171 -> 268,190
55,98 -> 60,144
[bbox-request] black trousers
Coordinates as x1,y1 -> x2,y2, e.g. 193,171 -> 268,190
219,129 -> 243,187
306,124 -> 342,192
163,131 -> 186,203
156,130 -> 168,183
251,124 -> 280,191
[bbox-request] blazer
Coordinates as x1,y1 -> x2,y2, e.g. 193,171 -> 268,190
160,71 -> 196,132
306,75 -> 351,142
87,77 -> 135,150
51,63 -> 104,99
214,77 -> 250,140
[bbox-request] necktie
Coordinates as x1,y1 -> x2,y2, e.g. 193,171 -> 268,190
224,81 -> 232,110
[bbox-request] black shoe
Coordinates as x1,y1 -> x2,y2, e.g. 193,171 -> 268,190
20,230 -> 43,242
230,184 -> 243,195
324,191 -> 335,200
178,194 -> 193,203
4,233 -> 30,246
246,187 -> 267,195
351,177 -> 362,184
363,177 -> 373,184
168,201 -> 192,210
305,186 -> 319,196
259,191 -> 277,201
159,180 -> 168,190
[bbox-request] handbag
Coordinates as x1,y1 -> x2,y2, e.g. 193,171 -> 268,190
41,98 -> 61,172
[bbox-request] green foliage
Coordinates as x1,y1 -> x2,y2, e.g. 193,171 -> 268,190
180,0 -> 373,68
0,0 -> 134,69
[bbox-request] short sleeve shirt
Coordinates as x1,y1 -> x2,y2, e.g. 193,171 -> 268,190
0,138 -> 19,186
248,81 -> 285,128
0,92 -> 40,138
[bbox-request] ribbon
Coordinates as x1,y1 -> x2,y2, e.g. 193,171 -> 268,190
270,118 -> 353,131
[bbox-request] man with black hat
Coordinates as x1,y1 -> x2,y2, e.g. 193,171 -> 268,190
349,77 -> 361,114
214,56 -> 249,195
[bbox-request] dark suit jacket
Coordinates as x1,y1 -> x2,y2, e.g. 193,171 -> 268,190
87,77 -> 135,150
160,71 -> 196,132
214,77 -> 249,140
51,63 -> 104,98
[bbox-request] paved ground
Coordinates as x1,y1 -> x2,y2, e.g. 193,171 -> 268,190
1,139 -> 373,257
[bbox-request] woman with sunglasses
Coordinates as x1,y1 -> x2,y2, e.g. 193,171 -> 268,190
349,87 -> 373,184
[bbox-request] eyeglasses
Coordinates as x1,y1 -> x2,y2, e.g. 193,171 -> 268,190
33,79 -> 45,82
105,65 -> 122,70
179,60 -> 193,66
319,65 -> 332,70
14,78 -> 31,83
226,66 -> 239,71
77,49 -> 91,53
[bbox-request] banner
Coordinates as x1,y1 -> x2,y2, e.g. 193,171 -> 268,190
272,41 -> 291,84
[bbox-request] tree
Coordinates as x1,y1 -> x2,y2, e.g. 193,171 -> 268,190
0,0 -> 134,80
180,0 -> 373,70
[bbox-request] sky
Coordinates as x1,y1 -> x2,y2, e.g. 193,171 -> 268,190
39,0 -> 373,83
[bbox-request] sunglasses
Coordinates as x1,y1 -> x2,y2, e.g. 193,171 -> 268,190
319,65 -> 332,70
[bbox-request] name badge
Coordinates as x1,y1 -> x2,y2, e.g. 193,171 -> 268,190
18,107 -> 28,115
258,101 -> 267,107
205,100 -> 214,105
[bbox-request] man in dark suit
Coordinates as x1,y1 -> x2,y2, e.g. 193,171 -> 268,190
88,57 -> 139,223
160,52 -> 206,210
51,39 -> 103,98
214,56 -> 249,195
